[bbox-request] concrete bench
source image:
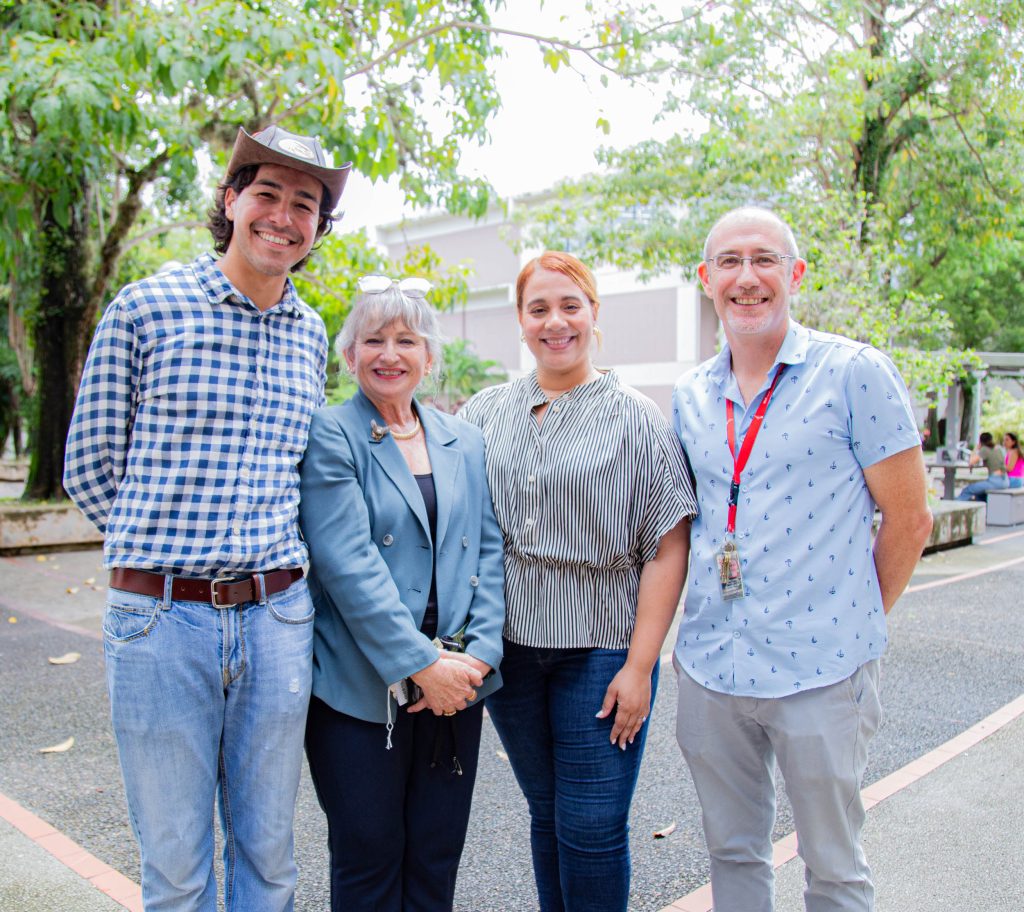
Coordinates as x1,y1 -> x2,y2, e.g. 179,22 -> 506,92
0,502 -> 103,554
874,501 -> 984,553
986,487 -> 1024,527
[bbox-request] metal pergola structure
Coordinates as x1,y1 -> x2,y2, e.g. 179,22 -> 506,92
938,352 -> 1024,463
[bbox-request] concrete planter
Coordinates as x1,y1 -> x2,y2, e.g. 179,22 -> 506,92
871,500 -> 984,553
0,460 -> 28,482
924,501 -> 985,552
0,501 -> 103,554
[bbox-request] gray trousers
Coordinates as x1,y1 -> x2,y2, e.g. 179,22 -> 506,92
676,660 -> 882,912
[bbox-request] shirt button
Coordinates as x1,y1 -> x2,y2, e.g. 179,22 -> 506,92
231,524 -> 241,536
553,404 -> 561,412
527,475 -> 536,484
469,575 -> 479,587
524,518 -> 534,526
462,536 -> 469,548
733,630 -> 741,639
240,466 -> 251,479
382,534 -> 394,546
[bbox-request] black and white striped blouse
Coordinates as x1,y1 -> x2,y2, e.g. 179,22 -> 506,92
461,370 -> 698,649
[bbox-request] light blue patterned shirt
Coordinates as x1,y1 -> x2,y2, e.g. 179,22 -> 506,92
672,321 -> 920,697
64,254 -> 328,575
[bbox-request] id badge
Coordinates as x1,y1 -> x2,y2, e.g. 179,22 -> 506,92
717,539 -> 745,601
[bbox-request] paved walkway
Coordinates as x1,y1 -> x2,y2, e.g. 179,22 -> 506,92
1,524 -> 1022,911
3,692 -> 1021,912
664,696 -> 1024,912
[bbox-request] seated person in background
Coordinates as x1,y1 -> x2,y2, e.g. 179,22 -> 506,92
1004,432 -> 1023,489
957,431 -> 1008,501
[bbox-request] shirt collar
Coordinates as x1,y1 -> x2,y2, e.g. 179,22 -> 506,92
707,319 -> 810,387
526,368 -> 618,406
192,253 -> 303,316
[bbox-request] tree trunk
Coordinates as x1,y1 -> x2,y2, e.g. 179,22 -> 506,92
23,193 -> 92,501
852,3 -> 888,246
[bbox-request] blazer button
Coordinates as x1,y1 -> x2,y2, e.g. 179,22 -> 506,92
382,534 -> 394,546
469,575 -> 479,587
462,536 -> 469,548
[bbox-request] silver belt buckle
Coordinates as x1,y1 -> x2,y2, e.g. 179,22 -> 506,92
211,575 -> 244,608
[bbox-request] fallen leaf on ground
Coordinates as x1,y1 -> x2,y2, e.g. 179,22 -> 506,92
84,577 -> 95,585
65,586 -> 79,595
48,652 -> 81,665
35,555 -> 47,563
39,737 -> 74,754
496,750 -> 509,762
653,822 -> 677,839
7,616 -> 16,624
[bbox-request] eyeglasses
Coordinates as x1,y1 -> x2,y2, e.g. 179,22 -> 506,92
356,275 -> 433,298
706,253 -> 795,272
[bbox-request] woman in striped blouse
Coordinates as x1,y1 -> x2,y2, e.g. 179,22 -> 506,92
461,251 -> 697,911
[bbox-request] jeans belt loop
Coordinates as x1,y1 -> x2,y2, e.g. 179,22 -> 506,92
161,572 -> 174,609
255,572 -> 267,605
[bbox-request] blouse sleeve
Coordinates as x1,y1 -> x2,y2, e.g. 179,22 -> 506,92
633,401 -> 699,564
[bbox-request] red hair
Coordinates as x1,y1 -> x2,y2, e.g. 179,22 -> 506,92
515,251 -> 600,312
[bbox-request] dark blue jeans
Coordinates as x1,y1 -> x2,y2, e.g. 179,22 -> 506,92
486,640 -> 658,912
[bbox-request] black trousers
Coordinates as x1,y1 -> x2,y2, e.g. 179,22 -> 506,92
305,695 -> 484,912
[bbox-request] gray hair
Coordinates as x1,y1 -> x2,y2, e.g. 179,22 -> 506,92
702,206 -> 800,261
335,284 -> 445,374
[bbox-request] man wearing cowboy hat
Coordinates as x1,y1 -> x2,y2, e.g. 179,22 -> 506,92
64,126 -> 351,911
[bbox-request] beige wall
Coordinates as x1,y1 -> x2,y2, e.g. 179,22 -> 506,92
597,288 -> 677,365
437,306 -> 520,368
385,223 -> 520,290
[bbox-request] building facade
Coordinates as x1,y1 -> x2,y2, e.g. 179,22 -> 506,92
376,205 -> 719,415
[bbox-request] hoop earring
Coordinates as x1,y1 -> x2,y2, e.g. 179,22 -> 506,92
593,325 -> 603,351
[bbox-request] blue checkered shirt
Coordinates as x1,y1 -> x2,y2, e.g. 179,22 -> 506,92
64,254 -> 328,575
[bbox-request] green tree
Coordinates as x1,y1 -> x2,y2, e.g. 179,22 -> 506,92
0,0 -> 506,499
527,0 -> 1024,393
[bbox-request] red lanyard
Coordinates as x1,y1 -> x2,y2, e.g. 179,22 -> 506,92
725,364 -> 786,535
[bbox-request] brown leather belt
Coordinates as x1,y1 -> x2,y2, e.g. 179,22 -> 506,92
109,567 -> 303,608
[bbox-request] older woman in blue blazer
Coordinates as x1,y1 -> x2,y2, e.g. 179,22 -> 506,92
299,276 -> 505,912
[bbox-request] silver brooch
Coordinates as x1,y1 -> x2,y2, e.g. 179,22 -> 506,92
370,419 -> 389,442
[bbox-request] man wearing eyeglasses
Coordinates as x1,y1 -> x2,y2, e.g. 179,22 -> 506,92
671,207 -> 933,911
64,127 -> 351,912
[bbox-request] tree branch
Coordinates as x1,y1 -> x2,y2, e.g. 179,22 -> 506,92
291,270 -> 348,305
86,150 -> 170,323
936,103 -> 999,195
271,15 -> 697,123
121,220 -> 209,253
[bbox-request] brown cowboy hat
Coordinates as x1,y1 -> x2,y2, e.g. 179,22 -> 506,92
226,126 -> 352,210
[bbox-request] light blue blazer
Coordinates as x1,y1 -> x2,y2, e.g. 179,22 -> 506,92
299,389 -> 505,723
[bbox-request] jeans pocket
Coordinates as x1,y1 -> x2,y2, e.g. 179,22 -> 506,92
103,590 -> 162,642
267,578 -> 315,625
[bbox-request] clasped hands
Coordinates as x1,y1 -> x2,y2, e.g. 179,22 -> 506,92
408,651 -> 492,716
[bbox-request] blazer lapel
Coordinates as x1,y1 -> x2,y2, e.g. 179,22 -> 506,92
355,391 -> 431,540
423,408 -> 462,549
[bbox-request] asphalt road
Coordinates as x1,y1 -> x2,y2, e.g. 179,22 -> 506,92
1,531 -> 1022,911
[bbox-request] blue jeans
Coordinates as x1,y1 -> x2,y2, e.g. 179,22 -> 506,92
103,577 -> 314,912
1010,476 -> 1023,489
957,474 -> 1009,500
486,641 -> 657,912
